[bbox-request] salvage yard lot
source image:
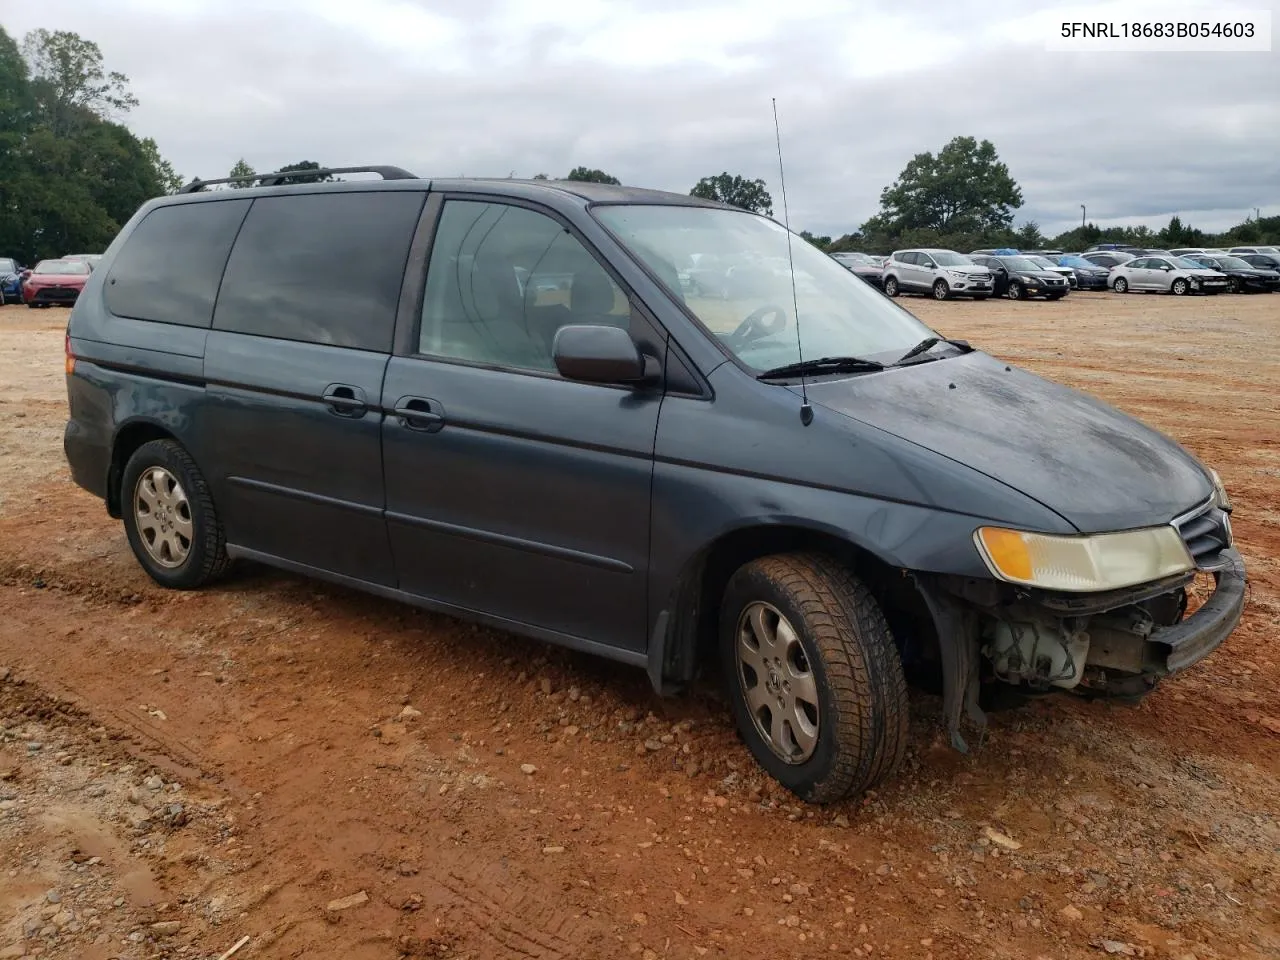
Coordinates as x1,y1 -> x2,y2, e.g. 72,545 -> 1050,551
0,293 -> 1277,960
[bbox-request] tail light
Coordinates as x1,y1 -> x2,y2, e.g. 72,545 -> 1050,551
65,331 -> 75,375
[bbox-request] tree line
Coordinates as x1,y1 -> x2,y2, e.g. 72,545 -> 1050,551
2,24 -> 1273,265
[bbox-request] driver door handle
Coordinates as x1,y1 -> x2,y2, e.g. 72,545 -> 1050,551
322,383 -> 368,418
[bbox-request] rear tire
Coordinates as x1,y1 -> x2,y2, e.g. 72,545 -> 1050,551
720,553 -> 909,804
932,279 -> 950,300
1113,277 -> 1129,293
883,276 -> 900,297
121,439 -> 231,589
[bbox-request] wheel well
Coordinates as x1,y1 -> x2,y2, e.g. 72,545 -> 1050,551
675,526 -> 940,689
107,422 -> 175,518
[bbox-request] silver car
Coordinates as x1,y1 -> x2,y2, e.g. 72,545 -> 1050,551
882,248 -> 994,300
1026,254 -> 1077,288
1109,255 -> 1229,296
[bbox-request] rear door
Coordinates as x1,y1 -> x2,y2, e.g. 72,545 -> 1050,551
203,188 -> 427,585
380,196 -> 665,654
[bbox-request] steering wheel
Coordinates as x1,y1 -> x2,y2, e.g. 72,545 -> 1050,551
723,304 -> 789,350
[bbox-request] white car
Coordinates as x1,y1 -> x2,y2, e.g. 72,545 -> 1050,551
1109,255 -> 1229,296
1026,254 -> 1077,287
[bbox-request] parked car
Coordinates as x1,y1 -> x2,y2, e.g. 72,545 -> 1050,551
969,255 -> 1071,300
1027,249 -> 1064,259
1108,255 -> 1228,295
1189,255 -> 1280,292
1056,255 -> 1111,290
63,170 -> 1245,803
63,253 -> 104,266
1025,254 -> 1077,288
1080,250 -> 1135,269
1228,246 -> 1280,258
829,252 -> 884,289
0,257 -> 24,304
882,249 -> 993,299
22,259 -> 93,307
1237,252 -> 1280,272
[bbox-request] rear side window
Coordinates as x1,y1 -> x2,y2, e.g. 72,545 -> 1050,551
213,191 -> 426,351
105,199 -> 251,328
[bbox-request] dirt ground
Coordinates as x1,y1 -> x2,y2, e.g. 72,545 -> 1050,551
0,292 -> 1277,960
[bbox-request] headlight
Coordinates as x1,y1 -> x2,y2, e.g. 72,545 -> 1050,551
1020,275 -> 1039,284
974,526 -> 1193,592
946,269 -> 966,278
1209,468 -> 1231,511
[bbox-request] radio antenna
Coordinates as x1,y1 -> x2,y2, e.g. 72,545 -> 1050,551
772,98 -> 812,426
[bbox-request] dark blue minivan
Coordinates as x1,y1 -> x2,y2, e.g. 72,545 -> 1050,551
63,168 -> 1245,802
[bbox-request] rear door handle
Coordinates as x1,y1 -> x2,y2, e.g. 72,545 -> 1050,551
322,383 -> 368,417
393,396 -> 445,433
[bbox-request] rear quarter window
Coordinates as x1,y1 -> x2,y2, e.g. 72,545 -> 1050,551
212,191 -> 426,352
105,199 -> 252,328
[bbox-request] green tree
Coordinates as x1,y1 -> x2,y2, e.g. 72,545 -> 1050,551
139,136 -> 182,194
268,160 -> 336,185
799,230 -> 832,250
689,173 -> 773,215
876,136 -> 1022,236
1013,221 -> 1045,249
21,29 -> 138,136
227,158 -> 256,188
565,166 -> 620,184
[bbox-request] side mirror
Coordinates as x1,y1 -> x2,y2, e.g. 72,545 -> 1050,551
553,324 -> 649,385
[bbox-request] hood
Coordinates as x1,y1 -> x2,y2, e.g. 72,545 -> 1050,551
26,273 -> 89,283
804,351 -> 1213,533
1017,269 -> 1066,281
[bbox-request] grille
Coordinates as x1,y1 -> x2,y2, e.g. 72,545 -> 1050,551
1173,500 -> 1232,570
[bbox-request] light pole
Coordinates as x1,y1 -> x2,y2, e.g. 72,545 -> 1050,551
1080,204 -> 1086,229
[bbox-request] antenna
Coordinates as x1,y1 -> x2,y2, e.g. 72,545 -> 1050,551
772,98 -> 812,426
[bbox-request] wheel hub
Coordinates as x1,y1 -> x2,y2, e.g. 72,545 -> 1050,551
736,602 -> 820,764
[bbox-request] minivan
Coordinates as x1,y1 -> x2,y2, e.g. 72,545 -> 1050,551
64,168 -> 1246,803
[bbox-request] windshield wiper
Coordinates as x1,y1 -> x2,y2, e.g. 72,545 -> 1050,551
892,336 -> 973,366
756,356 -> 884,380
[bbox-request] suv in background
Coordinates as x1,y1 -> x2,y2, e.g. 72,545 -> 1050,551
882,249 -> 993,300
62,167 -> 1245,804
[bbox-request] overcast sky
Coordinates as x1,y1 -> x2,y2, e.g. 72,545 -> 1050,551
8,0 -> 1279,238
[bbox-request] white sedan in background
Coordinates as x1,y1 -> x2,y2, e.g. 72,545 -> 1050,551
1109,255 -> 1229,296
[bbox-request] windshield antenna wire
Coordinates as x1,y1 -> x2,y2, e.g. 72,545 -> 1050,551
772,98 -> 812,426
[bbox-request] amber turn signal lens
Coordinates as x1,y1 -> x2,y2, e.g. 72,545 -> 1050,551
975,527 -> 1033,581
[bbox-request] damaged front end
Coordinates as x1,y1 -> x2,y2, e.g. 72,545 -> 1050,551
915,497 -> 1246,752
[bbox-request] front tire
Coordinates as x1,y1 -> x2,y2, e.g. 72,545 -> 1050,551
721,553 -> 909,804
932,279 -> 950,300
121,439 -> 231,589
1113,277 -> 1129,293
1226,277 -> 1240,294
1007,281 -> 1024,300
1171,277 -> 1189,296
882,276 -> 900,298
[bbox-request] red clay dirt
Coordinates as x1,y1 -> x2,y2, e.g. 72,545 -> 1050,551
0,293 -> 1277,960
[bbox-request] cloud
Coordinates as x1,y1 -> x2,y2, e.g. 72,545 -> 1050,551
7,0 -> 1279,239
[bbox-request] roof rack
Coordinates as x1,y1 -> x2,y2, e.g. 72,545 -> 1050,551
178,165 -> 419,194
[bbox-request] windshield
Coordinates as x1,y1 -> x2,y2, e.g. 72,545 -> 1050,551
930,252 -> 972,267
1217,257 -> 1252,270
1001,257 -> 1041,272
1173,256 -> 1209,270
593,205 -> 935,371
34,260 -> 90,275
835,253 -> 875,265
0,259 -> 16,273
1027,256 -> 1058,269
1059,256 -> 1093,268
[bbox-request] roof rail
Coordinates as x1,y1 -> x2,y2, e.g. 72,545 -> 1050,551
178,165 -> 419,194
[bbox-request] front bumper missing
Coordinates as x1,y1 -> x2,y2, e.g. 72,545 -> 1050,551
916,547 -> 1247,749
1154,548 -> 1246,674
